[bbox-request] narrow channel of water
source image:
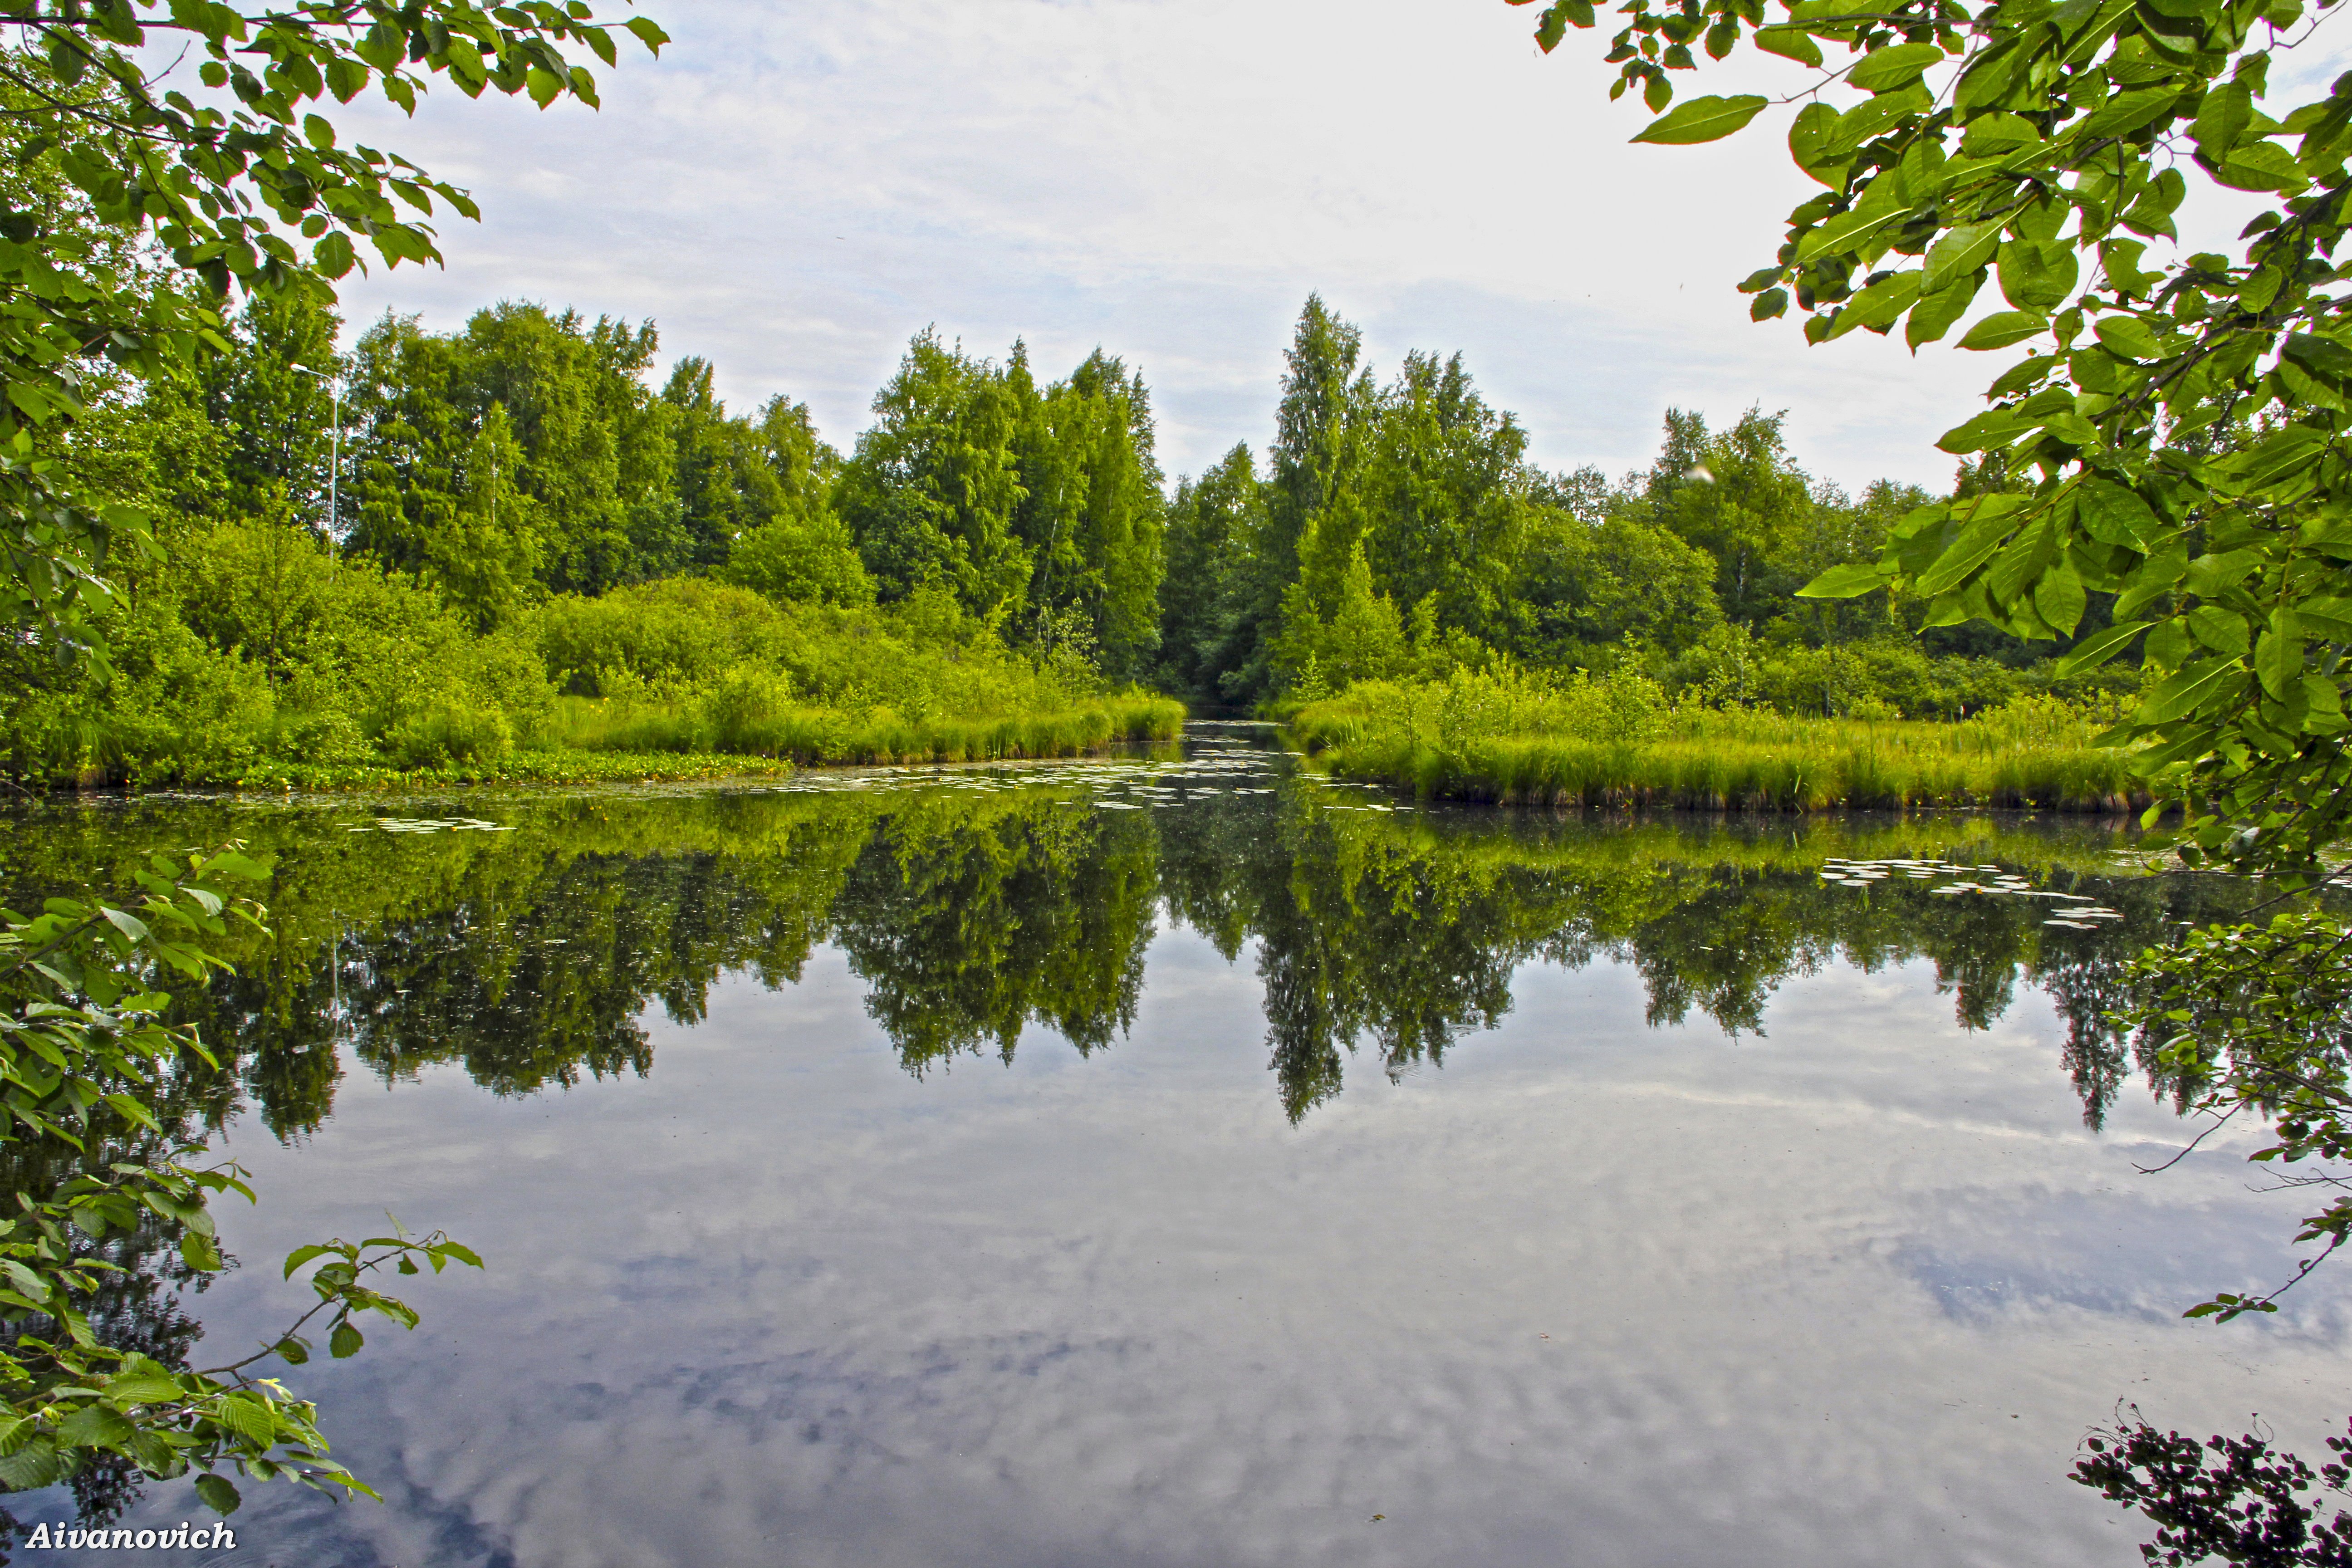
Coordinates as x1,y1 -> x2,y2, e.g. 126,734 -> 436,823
0,723 -> 2337,1567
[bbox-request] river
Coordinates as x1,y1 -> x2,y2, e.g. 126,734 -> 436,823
0,722 -> 2340,1567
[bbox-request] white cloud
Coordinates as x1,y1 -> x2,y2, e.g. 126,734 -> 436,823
320,0 -> 2352,491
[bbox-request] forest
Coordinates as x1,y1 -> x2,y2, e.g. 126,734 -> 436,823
0,289 -> 2129,790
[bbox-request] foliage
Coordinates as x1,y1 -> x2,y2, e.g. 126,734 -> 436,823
0,545 -> 1179,786
1288,676 -> 2141,808
0,847 -> 480,1514
0,0 -> 667,1522
2075,1413 -> 2352,1566
835,332 -> 1167,678
1514,0 -> 2352,883
0,1 -> 665,658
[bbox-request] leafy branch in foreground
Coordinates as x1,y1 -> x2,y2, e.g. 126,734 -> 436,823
0,1 -> 667,657
1514,0 -> 2352,881
0,0 -> 663,1525
0,849 -> 482,1515
2112,910 -> 2352,1320
1508,0 -> 2352,1283
2075,1412 -> 2352,1566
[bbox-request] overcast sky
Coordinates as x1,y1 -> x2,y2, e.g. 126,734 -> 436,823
311,0 -> 2345,495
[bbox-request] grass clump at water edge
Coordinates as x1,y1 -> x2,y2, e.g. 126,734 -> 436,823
1282,669 -> 2143,813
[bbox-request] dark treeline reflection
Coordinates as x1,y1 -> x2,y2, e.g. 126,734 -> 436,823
0,745 -> 2273,1541
0,751 -> 2266,1144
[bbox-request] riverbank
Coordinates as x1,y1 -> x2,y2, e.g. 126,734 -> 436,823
43,694 -> 1187,793
1285,684 -> 2143,813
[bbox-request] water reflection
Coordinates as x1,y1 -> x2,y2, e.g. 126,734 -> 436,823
0,730 -> 2255,1139
0,729 -> 2295,1564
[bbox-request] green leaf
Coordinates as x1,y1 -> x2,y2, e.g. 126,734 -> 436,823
0,1437 -> 64,1490
2188,604 -> 2251,656
1916,505 -> 2020,595
55,1402 -> 133,1449
1937,406 -> 2032,454
1907,276 -> 1980,348
1797,562 -> 1895,598
193,1472 -> 241,1515
2077,479 -> 2160,548
2035,564 -> 2087,634
2141,658 -> 2250,724
330,1319 -> 366,1359
1788,101 -> 1846,184
284,1242 -> 332,1280
2296,595 -> 2352,638
1923,222 -> 2001,294
2092,314 -> 2166,360
104,1372 -> 186,1408
1997,240 -> 2080,313
1754,26 -> 1823,67
2284,333 -> 2352,380
212,1395 -> 279,1446
2257,612 -> 2302,700
1631,94 -> 1770,146
1957,310 -> 2048,350
1847,42 -> 1945,93
2218,141 -> 2310,193
2191,81 -> 2253,157
2056,619 -> 2151,673
2081,86 -> 2183,138
2221,427 -> 2330,495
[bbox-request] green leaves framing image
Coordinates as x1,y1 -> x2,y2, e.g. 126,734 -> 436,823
1509,0 -> 2352,885
1511,0 -> 2352,1536
0,0 -> 661,1529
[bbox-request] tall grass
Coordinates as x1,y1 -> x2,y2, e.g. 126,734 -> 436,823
0,534 -> 1186,789
547,690 -> 1184,766
1288,671 -> 2143,813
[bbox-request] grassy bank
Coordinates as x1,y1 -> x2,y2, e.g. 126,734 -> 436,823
1285,673 -> 2142,813
95,694 -> 1185,791
1,549 -> 1187,790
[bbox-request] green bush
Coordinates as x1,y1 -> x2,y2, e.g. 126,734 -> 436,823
0,518 -> 1181,788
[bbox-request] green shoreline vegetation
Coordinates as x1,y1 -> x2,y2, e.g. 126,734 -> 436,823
7,283 -> 2149,797
1284,670 -> 2144,812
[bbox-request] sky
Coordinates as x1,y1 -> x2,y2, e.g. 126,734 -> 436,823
307,0 -> 2344,495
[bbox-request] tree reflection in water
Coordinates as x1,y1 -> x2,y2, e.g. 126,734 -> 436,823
0,760 -> 2266,1142
0,742 -> 2280,1536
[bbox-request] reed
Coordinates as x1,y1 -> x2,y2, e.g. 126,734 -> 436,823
546,691 -> 1184,769
1290,682 -> 2144,813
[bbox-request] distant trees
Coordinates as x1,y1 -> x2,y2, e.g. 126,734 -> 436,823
1147,296 -> 1962,708
75,281 -> 2104,716
836,331 -> 1166,681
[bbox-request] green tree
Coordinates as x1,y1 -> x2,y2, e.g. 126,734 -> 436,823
1157,443 -> 1267,698
1294,350 -> 1537,651
344,314 -> 538,630
837,329 -> 1032,620
1203,296 -> 1372,703
189,292 -> 346,534
1509,510 -> 1725,655
1008,345 -> 1166,681
1646,407 -> 1818,628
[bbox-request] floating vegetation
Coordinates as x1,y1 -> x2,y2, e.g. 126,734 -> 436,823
1817,855 -> 2128,928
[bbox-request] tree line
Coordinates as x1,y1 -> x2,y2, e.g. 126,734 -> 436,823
68,286 -> 2112,733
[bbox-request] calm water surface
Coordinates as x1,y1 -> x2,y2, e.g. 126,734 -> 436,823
2,722 -> 2344,1567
